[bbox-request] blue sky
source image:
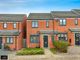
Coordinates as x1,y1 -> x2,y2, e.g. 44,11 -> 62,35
0,0 -> 80,14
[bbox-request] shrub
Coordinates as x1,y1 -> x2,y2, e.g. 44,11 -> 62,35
4,44 -> 10,50
53,40 -> 69,53
17,48 -> 44,55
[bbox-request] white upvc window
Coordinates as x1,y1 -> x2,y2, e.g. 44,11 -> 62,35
63,19 -> 66,25
3,22 -> 7,28
6,37 -> 13,44
6,38 -> 9,43
32,20 -> 38,28
75,19 -> 78,25
13,22 -> 17,28
46,20 -> 49,27
60,19 -> 66,26
58,33 -> 67,41
60,19 -> 63,25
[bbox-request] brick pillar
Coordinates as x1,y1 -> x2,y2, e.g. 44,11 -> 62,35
27,34 -> 30,48
40,34 -> 43,48
48,35 -> 54,48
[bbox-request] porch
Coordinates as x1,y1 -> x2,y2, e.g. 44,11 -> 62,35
0,30 -> 20,50
69,28 -> 80,46
29,30 -> 58,48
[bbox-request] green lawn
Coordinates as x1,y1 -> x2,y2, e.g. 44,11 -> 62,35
16,48 -> 44,55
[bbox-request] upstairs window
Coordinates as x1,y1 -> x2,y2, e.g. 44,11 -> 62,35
46,20 -> 49,27
58,33 -> 67,41
60,19 -> 66,26
32,21 -> 38,28
3,22 -> 7,28
13,22 -> 17,28
75,19 -> 78,25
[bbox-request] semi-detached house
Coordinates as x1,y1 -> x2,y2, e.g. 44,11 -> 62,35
0,14 -> 26,50
26,9 -> 80,48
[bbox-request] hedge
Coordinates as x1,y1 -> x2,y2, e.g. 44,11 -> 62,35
16,48 -> 44,55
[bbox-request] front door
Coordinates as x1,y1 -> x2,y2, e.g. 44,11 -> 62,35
0,37 -> 2,49
43,36 -> 48,47
75,33 -> 80,45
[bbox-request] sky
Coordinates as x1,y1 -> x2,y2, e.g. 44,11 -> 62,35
0,0 -> 80,14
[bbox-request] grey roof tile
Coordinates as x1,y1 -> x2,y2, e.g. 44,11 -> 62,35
27,13 -> 53,20
72,9 -> 80,15
0,14 -> 26,22
51,11 -> 79,18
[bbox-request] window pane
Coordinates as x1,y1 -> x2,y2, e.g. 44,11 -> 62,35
7,37 -> 9,43
46,21 -> 49,27
58,34 -> 60,37
63,19 -> 66,25
32,21 -> 38,27
30,35 -> 39,43
58,34 -> 67,41
75,19 -> 78,25
13,23 -> 16,28
10,37 -> 13,43
4,23 -> 7,28
35,21 -> 38,27
32,22 -> 34,27
60,19 -> 62,25
61,34 -> 63,37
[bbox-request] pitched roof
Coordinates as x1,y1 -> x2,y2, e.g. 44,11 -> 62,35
51,11 -> 79,18
0,30 -> 20,36
69,28 -> 80,32
27,13 -> 53,20
0,14 -> 26,22
72,9 -> 80,15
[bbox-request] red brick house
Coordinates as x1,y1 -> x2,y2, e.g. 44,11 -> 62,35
27,13 -> 54,48
26,9 -> 80,48
0,14 -> 26,50
0,9 -> 80,50
51,9 -> 80,46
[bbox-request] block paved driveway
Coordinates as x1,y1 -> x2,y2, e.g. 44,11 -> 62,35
0,47 -> 80,60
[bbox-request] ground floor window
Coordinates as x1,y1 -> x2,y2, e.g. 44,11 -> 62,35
6,37 -> 13,44
58,33 -> 67,41
30,35 -> 39,43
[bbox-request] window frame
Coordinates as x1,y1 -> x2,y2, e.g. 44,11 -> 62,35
3,22 -> 7,28
46,20 -> 49,28
32,20 -> 38,28
75,19 -> 78,25
13,22 -> 17,28
30,35 -> 39,43
6,37 -> 13,44
58,33 -> 67,41
59,19 -> 66,26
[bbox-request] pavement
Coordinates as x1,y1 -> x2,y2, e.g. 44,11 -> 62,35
0,47 -> 80,60
0,49 -> 13,55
